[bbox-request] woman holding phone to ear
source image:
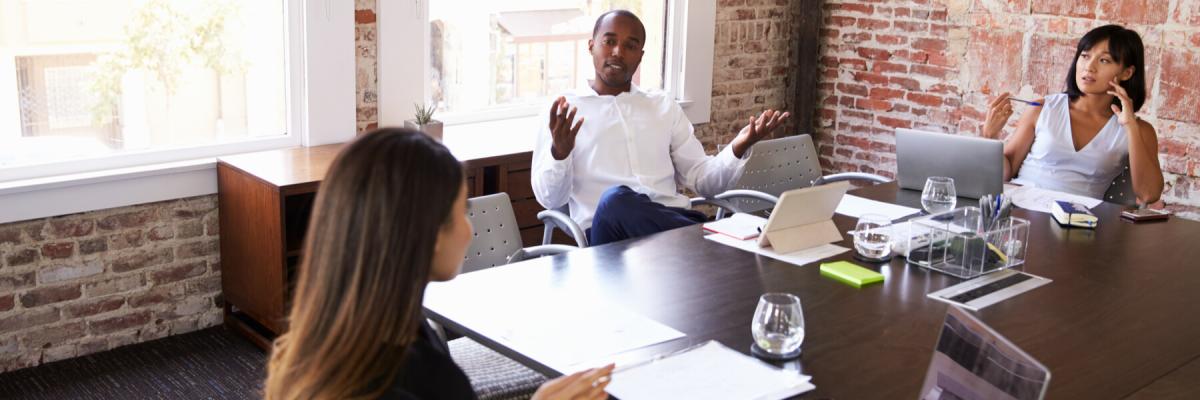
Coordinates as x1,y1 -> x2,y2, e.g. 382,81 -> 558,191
982,24 -> 1163,205
263,129 -> 613,400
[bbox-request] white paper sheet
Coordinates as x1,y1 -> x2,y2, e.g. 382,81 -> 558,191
1004,184 -> 1102,214
426,277 -> 685,372
836,194 -> 921,220
702,213 -> 767,240
606,341 -> 815,400
705,233 -> 849,266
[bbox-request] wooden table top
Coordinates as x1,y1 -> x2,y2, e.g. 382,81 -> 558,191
425,182 -> 1200,399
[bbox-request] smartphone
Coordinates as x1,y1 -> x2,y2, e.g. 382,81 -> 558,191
1120,208 -> 1170,222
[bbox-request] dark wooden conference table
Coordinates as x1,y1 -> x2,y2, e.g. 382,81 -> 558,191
425,183 -> 1200,399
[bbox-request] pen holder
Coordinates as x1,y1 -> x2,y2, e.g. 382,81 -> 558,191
903,207 -> 1029,279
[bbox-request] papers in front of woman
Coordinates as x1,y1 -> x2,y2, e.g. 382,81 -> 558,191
426,268 -> 686,372
1004,184 -> 1102,214
606,341 -> 815,400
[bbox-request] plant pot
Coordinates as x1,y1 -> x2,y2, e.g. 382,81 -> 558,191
404,119 -> 443,141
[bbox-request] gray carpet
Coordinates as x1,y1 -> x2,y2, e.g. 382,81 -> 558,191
0,327 -> 265,399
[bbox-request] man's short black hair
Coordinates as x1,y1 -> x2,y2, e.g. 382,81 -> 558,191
1064,24 -> 1147,112
592,9 -> 646,40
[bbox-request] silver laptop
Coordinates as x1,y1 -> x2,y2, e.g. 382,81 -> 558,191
896,128 -> 1003,199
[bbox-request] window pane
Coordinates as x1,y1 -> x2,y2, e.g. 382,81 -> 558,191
430,0 -> 667,119
0,0 -> 287,168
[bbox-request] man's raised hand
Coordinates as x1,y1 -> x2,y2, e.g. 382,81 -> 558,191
549,97 -> 584,160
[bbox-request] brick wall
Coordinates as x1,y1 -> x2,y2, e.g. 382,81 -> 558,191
695,0 -> 800,152
355,0 -> 379,133
814,0 -> 1200,220
0,196 -> 222,372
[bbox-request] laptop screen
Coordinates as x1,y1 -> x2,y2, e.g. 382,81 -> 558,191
920,306 -> 1050,400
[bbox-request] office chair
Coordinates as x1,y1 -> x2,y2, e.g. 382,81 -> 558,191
464,192 -> 578,271
703,134 -> 891,219
1103,160 -> 1136,207
444,192 -> 580,399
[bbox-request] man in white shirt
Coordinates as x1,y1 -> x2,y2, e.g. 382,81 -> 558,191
532,10 -> 789,246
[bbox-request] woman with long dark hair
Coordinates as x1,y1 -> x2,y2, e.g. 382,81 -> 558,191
983,24 -> 1163,204
264,128 -> 613,399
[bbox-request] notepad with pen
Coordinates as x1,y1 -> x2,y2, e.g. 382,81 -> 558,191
819,261 -> 884,288
1051,200 -> 1098,228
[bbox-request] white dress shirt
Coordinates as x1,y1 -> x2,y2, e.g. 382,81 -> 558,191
532,84 -> 751,229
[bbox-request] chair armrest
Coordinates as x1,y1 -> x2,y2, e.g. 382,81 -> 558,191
690,196 -> 745,220
507,244 -> 579,264
815,172 -> 891,186
714,189 -> 781,205
537,209 -> 589,247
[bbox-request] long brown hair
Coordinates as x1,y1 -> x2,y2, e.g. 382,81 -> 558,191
264,128 -> 464,399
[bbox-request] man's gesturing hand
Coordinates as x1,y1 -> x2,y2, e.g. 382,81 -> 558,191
549,96 -> 584,160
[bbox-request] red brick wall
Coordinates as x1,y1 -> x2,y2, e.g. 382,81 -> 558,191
0,196 -> 222,371
815,0 -> 1200,219
355,0 -> 379,133
695,0 -> 798,151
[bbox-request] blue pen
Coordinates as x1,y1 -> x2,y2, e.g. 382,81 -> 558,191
1008,98 -> 1043,106
993,194 -> 1005,228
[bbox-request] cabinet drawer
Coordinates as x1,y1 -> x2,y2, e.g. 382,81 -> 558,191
511,198 -> 544,229
507,169 -> 533,199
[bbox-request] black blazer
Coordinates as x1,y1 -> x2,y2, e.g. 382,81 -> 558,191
381,321 -> 478,400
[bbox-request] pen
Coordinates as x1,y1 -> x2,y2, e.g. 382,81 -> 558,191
1008,98 -> 1043,106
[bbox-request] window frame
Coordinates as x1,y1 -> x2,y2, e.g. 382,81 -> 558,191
377,0 -> 715,128
0,0 -> 357,224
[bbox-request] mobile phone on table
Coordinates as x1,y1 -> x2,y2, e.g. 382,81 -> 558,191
1120,208 -> 1170,222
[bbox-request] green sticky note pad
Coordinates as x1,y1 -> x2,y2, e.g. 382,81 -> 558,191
820,261 -> 884,288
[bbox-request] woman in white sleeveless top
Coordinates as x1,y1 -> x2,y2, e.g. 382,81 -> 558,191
982,25 -> 1163,205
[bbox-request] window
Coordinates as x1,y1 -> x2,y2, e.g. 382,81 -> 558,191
0,0 -> 354,224
378,0 -> 713,128
428,1 -> 667,123
0,0 -> 322,181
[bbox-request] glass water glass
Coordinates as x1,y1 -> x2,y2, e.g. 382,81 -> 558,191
921,176 -> 957,214
854,214 -> 893,259
751,293 -> 805,355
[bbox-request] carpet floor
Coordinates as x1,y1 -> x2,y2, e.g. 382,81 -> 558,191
0,326 -> 265,399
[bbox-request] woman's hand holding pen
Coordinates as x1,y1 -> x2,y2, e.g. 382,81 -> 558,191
982,92 -> 1014,139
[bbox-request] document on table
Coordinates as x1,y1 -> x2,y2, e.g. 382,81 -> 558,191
836,194 -> 921,220
1004,184 -> 1102,214
705,233 -> 849,266
425,277 -> 685,372
606,341 -> 815,400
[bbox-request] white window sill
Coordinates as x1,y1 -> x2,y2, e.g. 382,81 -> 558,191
0,159 -> 219,224
0,115 -> 536,225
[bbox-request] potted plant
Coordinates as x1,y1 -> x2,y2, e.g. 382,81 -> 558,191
405,103 -> 443,141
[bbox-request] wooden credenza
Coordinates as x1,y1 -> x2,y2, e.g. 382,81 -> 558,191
217,140 -> 544,348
